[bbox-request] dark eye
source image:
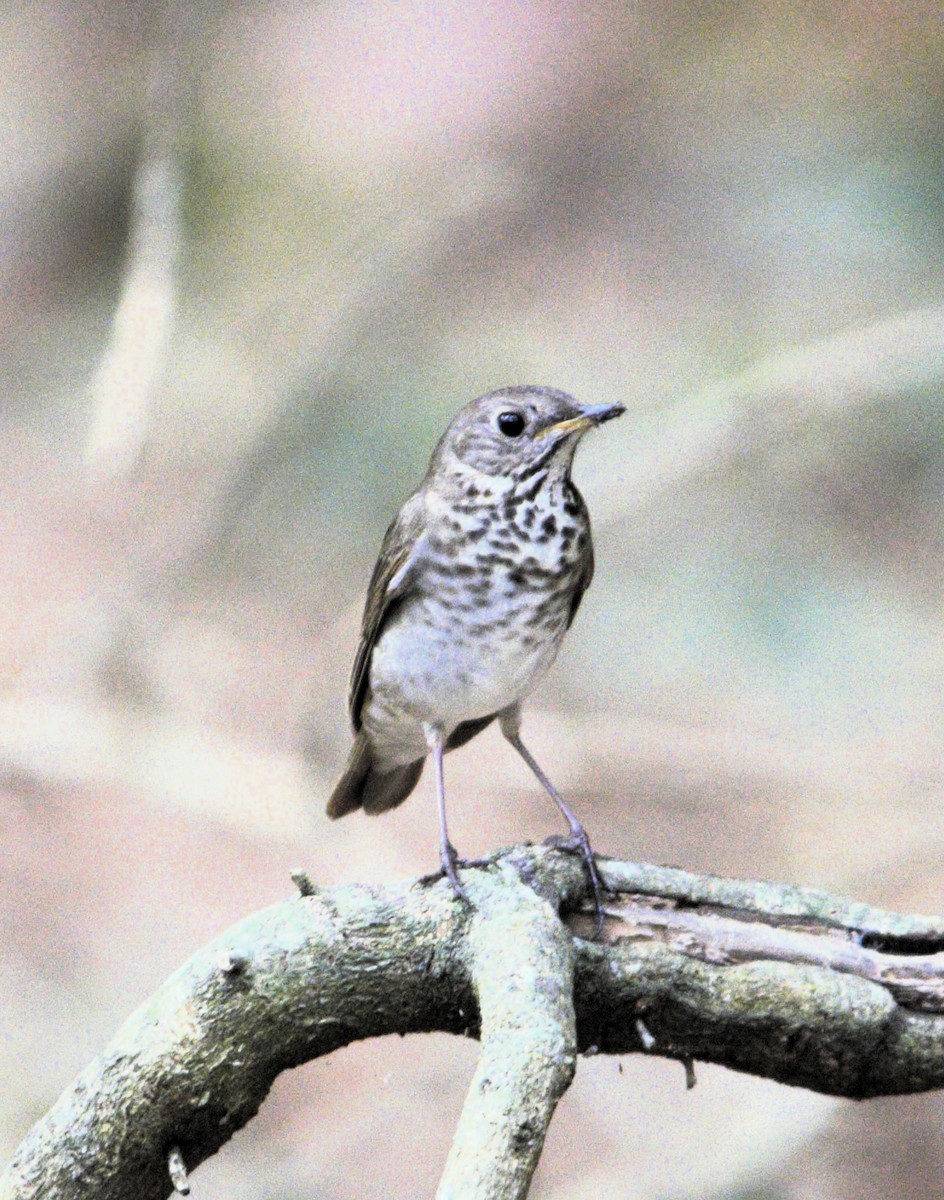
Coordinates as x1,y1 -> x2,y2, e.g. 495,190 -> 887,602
497,411 -> 526,438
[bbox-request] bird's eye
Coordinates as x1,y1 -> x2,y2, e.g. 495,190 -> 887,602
496,411 -> 526,438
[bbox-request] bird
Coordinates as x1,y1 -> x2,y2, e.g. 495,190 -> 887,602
327,385 -> 624,917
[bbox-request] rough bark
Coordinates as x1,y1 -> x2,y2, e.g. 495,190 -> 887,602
4,844 -> 944,1200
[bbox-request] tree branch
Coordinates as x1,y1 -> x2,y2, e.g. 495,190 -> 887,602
4,844 -> 944,1199
437,863 -> 577,1200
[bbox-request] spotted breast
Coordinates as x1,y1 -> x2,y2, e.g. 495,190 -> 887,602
363,462 -> 592,772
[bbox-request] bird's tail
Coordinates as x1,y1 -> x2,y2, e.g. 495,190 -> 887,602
326,731 -> 425,818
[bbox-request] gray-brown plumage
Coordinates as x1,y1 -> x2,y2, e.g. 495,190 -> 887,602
327,385 -> 624,912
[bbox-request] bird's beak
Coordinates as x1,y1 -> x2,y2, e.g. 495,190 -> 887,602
540,401 -> 626,439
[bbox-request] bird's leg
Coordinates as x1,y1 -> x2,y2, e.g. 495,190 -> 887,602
500,709 -> 605,935
424,725 -> 471,906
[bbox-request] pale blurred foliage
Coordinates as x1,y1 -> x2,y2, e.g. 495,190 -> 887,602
3,1 -> 944,1196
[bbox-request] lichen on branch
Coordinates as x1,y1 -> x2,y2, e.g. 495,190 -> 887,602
4,844 -> 944,1200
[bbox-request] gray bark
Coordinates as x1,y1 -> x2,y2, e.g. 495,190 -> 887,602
4,844 -> 944,1200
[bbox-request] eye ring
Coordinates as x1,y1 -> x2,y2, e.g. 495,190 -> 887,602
496,410 -> 526,438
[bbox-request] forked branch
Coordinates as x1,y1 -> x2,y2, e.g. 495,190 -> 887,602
4,844 -> 944,1200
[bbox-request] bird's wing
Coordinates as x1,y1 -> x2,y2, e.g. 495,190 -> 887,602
348,491 -> 428,730
566,485 -> 594,629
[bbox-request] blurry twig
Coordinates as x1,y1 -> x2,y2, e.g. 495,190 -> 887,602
84,4 -> 195,480
536,709 -> 944,797
596,302 -> 944,525
0,695 -> 320,842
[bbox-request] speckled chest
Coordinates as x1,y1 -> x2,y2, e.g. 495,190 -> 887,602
419,476 -> 590,638
365,474 -> 591,745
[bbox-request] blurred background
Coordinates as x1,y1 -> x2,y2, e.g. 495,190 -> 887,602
3,1 -> 944,1195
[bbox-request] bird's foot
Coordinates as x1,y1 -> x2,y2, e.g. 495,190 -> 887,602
416,842 -> 482,906
543,829 -> 607,938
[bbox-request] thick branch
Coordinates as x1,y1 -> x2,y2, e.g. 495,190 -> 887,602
5,845 -> 944,1200
1,880 -> 476,1200
598,859 -> 944,942
437,864 -> 577,1200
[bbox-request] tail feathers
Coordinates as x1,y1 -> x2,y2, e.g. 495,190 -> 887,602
326,732 -> 425,818
362,757 -> 424,814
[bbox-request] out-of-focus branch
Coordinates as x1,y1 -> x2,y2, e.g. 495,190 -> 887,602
5,844 -> 944,1200
595,302 -> 944,525
84,3 -> 195,479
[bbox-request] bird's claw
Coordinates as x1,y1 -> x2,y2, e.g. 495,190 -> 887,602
543,830 -> 607,937
416,842 -> 482,907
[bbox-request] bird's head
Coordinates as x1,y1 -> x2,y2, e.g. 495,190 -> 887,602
430,386 -> 624,483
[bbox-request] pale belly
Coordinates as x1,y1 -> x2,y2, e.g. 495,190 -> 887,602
363,589 -> 568,768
